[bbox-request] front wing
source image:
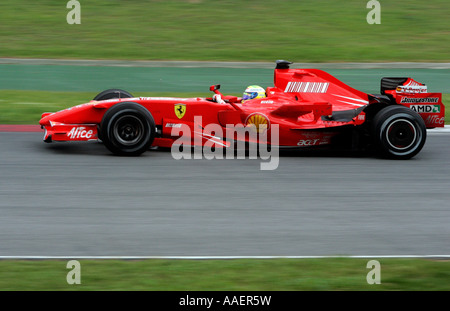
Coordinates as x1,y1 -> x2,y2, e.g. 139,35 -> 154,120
42,122 -> 98,142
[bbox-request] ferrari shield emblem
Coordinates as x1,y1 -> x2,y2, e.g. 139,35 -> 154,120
174,104 -> 186,119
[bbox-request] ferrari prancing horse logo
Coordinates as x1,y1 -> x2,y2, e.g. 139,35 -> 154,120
174,104 -> 186,119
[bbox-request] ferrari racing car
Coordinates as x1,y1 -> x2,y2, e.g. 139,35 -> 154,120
39,60 -> 445,159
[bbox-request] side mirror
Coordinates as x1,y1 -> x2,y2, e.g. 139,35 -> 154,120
275,60 -> 293,69
209,84 -> 221,92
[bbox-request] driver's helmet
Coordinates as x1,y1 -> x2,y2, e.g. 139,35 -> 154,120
242,85 -> 266,102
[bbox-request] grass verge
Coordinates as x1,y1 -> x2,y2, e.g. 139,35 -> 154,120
0,258 -> 449,291
0,90 -> 448,125
0,0 -> 449,62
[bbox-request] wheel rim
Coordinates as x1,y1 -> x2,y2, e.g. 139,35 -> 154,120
113,115 -> 145,145
385,118 -> 417,151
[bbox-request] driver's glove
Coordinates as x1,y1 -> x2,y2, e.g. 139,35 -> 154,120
213,94 -> 226,104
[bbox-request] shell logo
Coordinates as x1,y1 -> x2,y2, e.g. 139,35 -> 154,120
245,113 -> 270,134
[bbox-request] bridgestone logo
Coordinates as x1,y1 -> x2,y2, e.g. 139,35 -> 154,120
401,97 -> 439,104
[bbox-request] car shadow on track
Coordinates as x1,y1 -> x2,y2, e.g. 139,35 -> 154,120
38,141 -> 115,156
277,148 -> 374,159
38,141 -> 377,159
159,146 -> 376,159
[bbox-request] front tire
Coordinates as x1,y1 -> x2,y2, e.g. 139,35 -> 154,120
372,105 -> 426,159
94,89 -> 133,101
100,102 -> 155,156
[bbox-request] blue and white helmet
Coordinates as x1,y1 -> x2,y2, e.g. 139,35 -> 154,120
242,85 -> 266,102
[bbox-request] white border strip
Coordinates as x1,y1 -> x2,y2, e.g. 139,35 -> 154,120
0,255 -> 449,260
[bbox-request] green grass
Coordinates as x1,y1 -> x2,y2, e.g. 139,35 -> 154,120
0,90 -> 448,125
0,258 -> 449,291
0,90 -> 210,124
0,0 -> 448,62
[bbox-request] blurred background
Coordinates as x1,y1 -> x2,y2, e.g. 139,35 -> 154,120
0,0 -> 448,62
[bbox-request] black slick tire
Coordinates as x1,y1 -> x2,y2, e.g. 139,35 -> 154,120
100,102 -> 155,156
371,105 -> 426,159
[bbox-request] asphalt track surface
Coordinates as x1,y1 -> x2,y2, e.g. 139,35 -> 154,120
0,131 -> 449,257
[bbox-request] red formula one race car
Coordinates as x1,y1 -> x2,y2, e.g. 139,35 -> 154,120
39,60 -> 445,159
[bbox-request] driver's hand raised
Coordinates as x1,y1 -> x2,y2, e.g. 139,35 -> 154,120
213,94 -> 226,104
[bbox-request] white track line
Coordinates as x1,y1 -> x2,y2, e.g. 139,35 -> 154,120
427,125 -> 450,134
0,255 -> 449,260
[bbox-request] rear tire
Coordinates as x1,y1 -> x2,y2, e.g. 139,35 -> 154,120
94,89 -> 133,101
100,102 -> 155,156
371,105 -> 426,159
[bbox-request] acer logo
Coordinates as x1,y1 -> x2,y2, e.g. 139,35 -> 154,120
67,127 -> 93,139
297,139 -> 320,146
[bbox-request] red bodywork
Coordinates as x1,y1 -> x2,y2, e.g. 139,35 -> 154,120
39,65 -> 445,149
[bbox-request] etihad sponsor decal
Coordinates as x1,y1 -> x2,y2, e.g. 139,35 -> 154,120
285,82 -> 329,93
410,104 -> 441,113
401,97 -> 439,104
67,126 -> 94,139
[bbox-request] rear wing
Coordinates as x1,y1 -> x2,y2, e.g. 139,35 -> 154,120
273,61 -> 369,107
381,77 -> 445,128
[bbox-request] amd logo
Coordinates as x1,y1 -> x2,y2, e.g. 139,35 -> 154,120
410,105 -> 440,113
